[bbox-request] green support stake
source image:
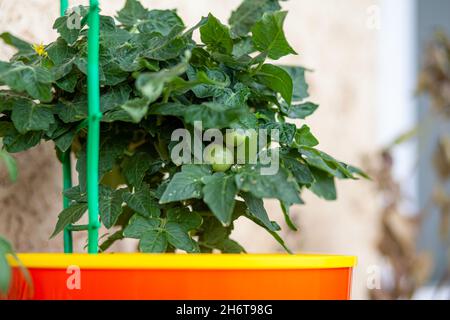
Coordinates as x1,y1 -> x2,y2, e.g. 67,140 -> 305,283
60,0 -> 73,254
62,153 -> 73,253
60,0 -> 68,16
60,0 -> 101,254
86,0 -> 101,254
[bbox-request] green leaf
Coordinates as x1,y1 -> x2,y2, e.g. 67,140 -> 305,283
280,201 -> 298,231
200,216 -> 231,245
165,76 -> 210,95
299,146 -> 355,179
76,137 -> 127,191
55,71 -> 78,93
51,203 -> 88,238
184,103 -> 247,129
236,203 -> 291,253
165,222 -> 199,253
52,126 -> 76,153
123,184 -> 161,218
346,165 -> 370,180
186,67 -> 230,98
229,0 -> 281,37
0,236 -> 13,293
121,98 -> 150,123
56,97 -> 87,123
167,208 -> 203,232
235,164 -> 302,205
0,150 -> 18,182
280,66 -> 309,101
0,32 -> 33,53
267,229 -> 292,254
232,37 -> 256,56
0,91 -> 28,113
2,128 -> 42,153
0,237 -> 31,294
141,10 -> 184,35
241,192 -> 279,231
11,100 -> 55,134
281,102 -> 318,119
256,64 -> 293,105
141,32 -> 188,62
136,56 -> 189,103
294,125 -> 319,147
251,11 -> 297,60
100,61 -> 129,86
261,122 -> 296,145
53,6 -> 88,44
148,102 -> 186,117
104,44 -> 141,73
116,0 -> 148,27
122,152 -> 161,187
118,3 -> 185,36
216,238 -> 245,253
99,186 -> 125,228
281,152 -> 314,185
309,168 -> 337,200
160,165 -> 212,204
99,230 -> 124,252
0,61 -> 53,102
200,14 -> 233,54
46,38 -> 76,80
211,52 -> 253,70
100,22 -> 131,46
63,185 -> 87,202
75,56 -> 129,86
123,214 -> 160,238
214,83 -> 250,108
100,85 -> 132,113
203,173 -> 238,226
139,229 -> 168,253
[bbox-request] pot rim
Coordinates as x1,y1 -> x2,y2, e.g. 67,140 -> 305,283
10,253 -> 356,270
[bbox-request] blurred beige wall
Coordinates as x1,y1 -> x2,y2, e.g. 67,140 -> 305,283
0,0 -> 381,299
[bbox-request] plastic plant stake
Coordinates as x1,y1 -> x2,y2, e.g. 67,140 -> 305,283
86,0 -> 101,254
60,0 -> 73,254
59,0 -> 101,254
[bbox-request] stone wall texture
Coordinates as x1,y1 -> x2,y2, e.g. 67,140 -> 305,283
0,0 -> 380,299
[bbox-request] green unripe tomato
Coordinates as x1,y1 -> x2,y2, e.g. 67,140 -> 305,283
225,129 -> 249,148
204,144 -> 234,172
235,130 -> 259,164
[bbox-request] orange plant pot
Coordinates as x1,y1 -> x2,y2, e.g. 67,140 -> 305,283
7,254 -> 356,300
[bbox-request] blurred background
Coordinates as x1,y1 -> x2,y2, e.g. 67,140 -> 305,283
0,0 -> 449,300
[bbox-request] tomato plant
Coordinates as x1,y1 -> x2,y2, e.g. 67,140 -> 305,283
0,0 -> 367,253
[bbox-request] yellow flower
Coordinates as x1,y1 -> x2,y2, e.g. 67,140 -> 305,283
32,43 -> 48,57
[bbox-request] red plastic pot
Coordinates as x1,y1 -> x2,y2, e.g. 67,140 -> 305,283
6,253 -> 356,300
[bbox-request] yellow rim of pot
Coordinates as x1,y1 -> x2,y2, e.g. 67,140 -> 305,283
10,253 -> 356,270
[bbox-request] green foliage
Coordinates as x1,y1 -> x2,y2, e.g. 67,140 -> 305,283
0,236 -> 13,293
256,64 -> 293,105
0,0 -> 367,254
201,14 -> 234,55
0,236 -> 30,295
0,142 -> 17,181
251,11 -> 296,60
229,0 -> 281,37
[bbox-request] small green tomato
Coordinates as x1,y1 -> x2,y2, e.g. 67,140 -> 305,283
225,129 -> 249,148
204,144 -> 234,172
235,130 -> 258,164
